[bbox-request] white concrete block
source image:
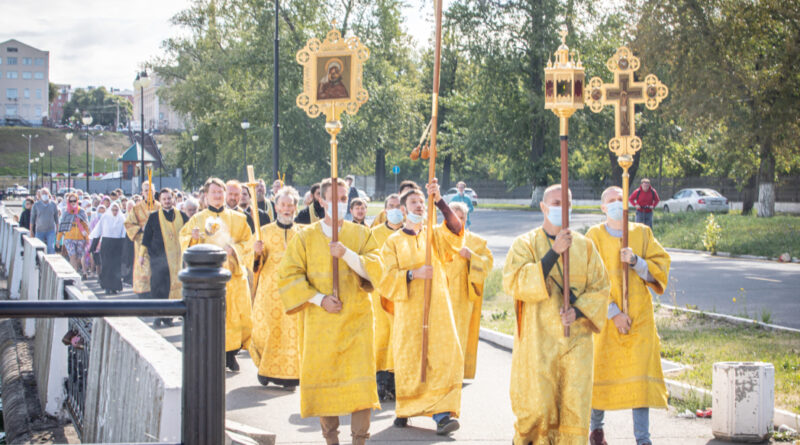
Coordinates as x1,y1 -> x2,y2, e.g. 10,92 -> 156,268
21,236 -> 46,337
712,361 -> 775,442
8,227 -> 29,299
226,431 -> 260,445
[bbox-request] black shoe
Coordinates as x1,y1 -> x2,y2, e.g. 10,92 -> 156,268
257,375 -> 270,386
436,416 -> 460,435
152,318 -> 162,328
226,351 -> 240,372
162,318 -> 174,327
393,417 -> 408,428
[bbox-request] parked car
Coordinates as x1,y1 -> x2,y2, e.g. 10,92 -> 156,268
6,185 -> 29,196
442,187 -> 478,206
57,187 -> 79,196
658,188 -> 729,213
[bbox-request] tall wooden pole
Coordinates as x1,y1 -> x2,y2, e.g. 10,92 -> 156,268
619,155 -> 633,313
420,0 -> 444,384
556,110 -> 575,337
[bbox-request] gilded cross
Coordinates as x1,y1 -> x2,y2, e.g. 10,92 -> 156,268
586,47 -> 668,156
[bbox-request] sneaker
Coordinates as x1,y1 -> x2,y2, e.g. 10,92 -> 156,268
436,416 -> 459,435
162,318 -> 174,327
589,429 -> 608,445
393,417 -> 408,428
152,318 -> 162,328
226,351 -> 240,372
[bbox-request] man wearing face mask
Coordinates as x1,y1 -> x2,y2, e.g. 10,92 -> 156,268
370,193 -> 404,401
279,177 -> 383,445
585,186 -> 671,445
503,184 -> 610,445
30,188 -> 58,253
379,179 -> 465,436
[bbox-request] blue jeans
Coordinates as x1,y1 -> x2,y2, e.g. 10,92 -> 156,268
591,408 -> 650,444
432,412 -> 449,423
635,210 -> 653,228
35,230 -> 56,254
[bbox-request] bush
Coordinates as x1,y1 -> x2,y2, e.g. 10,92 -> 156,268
702,213 -> 722,254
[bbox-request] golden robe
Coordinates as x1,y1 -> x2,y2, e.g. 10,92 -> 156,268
124,200 -> 159,294
444,230 -> 493,379
503,228 -> 610,445
370,223 -> 400,371
279,221 -> 383,418
379,223 -> 465,418
370,209 -> 387,228
180,208 -> 253,352
250,222 -> 301,380
586,223 -> 670,411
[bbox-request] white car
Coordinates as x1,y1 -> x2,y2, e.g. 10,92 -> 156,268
443,187 -> 478,206
659,188 -> 729,213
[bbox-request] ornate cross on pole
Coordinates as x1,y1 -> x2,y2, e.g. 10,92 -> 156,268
544,26 -> 585,337
586,46 -> 668,315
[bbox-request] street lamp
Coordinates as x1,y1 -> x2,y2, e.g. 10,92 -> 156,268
82,112 -> 93,193
21,133 -> 39,192
191,134 -> 199,191
38,153 -> 45,189
241,119 -> 250,180
47,145 -> 54,192
65,132 -> 74,192
29,159 -> 34,191
134,70 -> 152,184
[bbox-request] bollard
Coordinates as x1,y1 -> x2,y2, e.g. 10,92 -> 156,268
179,244 -> 231,445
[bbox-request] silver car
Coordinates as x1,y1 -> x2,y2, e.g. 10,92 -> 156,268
659,188 -> 729,213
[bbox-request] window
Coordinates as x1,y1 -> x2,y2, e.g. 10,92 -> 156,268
5,105 -> 17,116
7,57 -> 17,65
6,88 -> 18,99
22,57 -> 31,65
34,105 -> 42,117
34,72 -> 44,79
23,88 -> 30,99
22,71 -> 31,79
35,58 -> 45,66
6,71 -> 17,79
6,47 -> 18,52
35,88 -> 42,99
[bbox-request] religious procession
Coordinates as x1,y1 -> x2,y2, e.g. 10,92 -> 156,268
2,0 -> 798,444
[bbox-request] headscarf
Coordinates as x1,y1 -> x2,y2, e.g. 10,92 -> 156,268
90,204 -> 106,228
90,202 -> 126,239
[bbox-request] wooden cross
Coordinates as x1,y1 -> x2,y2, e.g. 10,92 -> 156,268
586,46 -> 668,315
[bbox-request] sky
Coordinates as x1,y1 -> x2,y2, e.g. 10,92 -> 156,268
0,0 -> 449,91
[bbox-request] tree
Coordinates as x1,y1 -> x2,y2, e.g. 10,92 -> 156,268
48,82 -> 58,104
61,87 -> 132,127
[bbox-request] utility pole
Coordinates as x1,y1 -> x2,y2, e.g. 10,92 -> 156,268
272,0 -> 280,181
21,133 -> 38,192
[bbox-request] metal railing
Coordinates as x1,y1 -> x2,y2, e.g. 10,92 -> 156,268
65,314 -> 92,436
0,244 -> 231,445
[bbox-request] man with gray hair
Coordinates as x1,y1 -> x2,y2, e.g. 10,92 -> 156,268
183,197 -> 200,219
30,188 -> 59,253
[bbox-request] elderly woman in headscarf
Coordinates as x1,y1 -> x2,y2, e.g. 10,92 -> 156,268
57,193 -> 90,278
88,204 -> 107,278
91,202 -> 127,295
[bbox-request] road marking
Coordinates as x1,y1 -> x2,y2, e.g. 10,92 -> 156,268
744,275 -> 781,283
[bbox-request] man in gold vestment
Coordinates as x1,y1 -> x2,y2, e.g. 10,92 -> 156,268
445,201 -> 493,379
585,186 -> 671,445
124,181 -> 159,298
370,193 -> 404,401
503,184 -> 610,445
279,178 -> 383,445
250,186 -> 302,389
379,179 -> 464,436
180,177 -> 253,371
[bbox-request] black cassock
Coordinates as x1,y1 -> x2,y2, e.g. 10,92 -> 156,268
141,209 -> 188,300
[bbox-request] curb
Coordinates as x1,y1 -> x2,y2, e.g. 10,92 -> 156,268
478,326 -> 800,430
658,303 -> 800,335
666,247 -> 800,264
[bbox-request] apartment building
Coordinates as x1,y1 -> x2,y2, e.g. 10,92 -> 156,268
132,73 -> 185,132
0,39 -> 49,126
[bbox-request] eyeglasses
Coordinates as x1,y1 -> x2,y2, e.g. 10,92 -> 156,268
69,200 -> 77,203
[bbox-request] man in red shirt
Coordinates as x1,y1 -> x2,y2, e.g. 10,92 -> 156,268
629,178 -> 659,228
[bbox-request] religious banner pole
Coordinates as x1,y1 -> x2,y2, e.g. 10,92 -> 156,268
147,167 -> 154,211
544,26 -> 585,337
296,22 -> 370,301
586,47 -> 668,315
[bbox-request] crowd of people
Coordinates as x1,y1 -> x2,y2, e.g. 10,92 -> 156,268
9,174 -> 670,445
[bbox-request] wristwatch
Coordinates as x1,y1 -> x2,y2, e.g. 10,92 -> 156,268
407,270 -> 414,282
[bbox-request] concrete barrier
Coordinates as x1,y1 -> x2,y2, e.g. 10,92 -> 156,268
2,217 -> 17,268
7,226 -> 29,300
20,235 -> 46,337
81,292 -> 182,443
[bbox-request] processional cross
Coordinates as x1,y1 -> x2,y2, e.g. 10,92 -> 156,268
586,47 -> 668,314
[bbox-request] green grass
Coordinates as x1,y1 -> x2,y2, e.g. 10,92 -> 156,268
652,211 -> 800,258
479,287 -> 800,414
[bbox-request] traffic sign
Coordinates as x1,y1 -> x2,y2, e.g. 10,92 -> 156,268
392,165 -> 400,175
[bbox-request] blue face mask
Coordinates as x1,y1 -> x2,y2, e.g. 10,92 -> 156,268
407,211 -> 424,224
386,208 -> 404,225
606,201 -> 624,221
546,205 -> 570,227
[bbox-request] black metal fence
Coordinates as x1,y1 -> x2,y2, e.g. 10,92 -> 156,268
0,244 -> 231,445
65,315 -> 92,436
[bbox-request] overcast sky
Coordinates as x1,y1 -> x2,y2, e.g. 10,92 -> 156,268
0,0 -> 448,91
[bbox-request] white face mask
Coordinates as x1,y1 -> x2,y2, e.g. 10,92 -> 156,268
42,194 -> 50,202
326,202 -> 348,220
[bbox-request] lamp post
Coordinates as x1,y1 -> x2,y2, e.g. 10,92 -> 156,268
240,119 -> 250,180
273,0 -> 280,181
21,133 -> 39,192
39,153 -> 45,189
192,134 -> 199,191
134,70 -> 152,185
29,159 -> 34,191
47,145 -> 54,192
65,132 -> 74,192
82,112 -> 93,193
